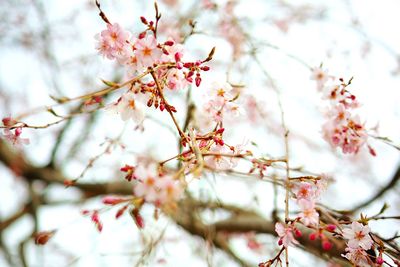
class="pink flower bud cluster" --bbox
[1,117,30,146]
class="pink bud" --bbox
[116,205,129,219]
[325,224,336,232]
[183,62,193,68]
[140,16,148,24]
[195,76,202,87]
[81,209,90,215]
[15,128,22,137]
[216,128,225,134]
[368,145,377,157]
[201,66,210,71]
[96,221,103,232]
[376,257,384,265]
[294,229,302,238]
[147,98,153,107]
[278,238,283,246]
[322,240,332,251]
[309,232,317,241]
[174,52,182,62]
[164,40,174,46]
[138,32,146,39]
[102,196,126,205]
[2,117,15,127]
[132,209,145,229]
[160,103,165,111]
[187,71,194,77]
[120,164,134,172]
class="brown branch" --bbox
[0,205,29,232]
[0,139,354,265]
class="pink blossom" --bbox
[208,82,234,106]
[165,68,188,90]
[292,182,315,201]
[107,92,145,123]
[161,42,184,63]
[95,23,131,60]
[133,165,182,206]
[297,199,319,226]
[342,247,373,267]
[342,222,373,250]
[133,171,159,203]
[2,128,30,146]
[204,144,232,170]
[154,175,183,204]
[275,222,299,248]
[310,67,330,90]
[135,34,162,69]
[322,114,368,154]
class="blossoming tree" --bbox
[0,0,399,266]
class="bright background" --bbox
[0,0,399,266]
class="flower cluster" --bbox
[311,67,374,155]
[341,221,376,266]
[127,164,183,207]
[197,82,242,129]
[292,178,326,227]
[272,177,330,252]
[96,20,211,124]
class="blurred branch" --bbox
[350,163,400,212]
[0,139,364,265]
[0,205,29,232]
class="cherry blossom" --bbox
[2,128,30,146]
[275,222,299,248]
[165,68,188,90]
[133,165,183,206]
[204,144,233,170]
[95,23,131,60]
[154,175,183,205]
[292,182,316,202]
[342,247,373,267]
[342,221,373,250]
[297,199,319,226]
[107,92,145,123]
[310,67,330,90]
[322,114,368,154]
[135,34,162,69]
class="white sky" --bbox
[0,0,399,266]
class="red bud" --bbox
[140,16,148,24]
[34,231,55,245]
[322,240,333,250]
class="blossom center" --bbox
[128,100,136,109]
[143,47,152,56]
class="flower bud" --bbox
[322,240,332,250]
[140,16,148,24]
[34,231,55,245]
